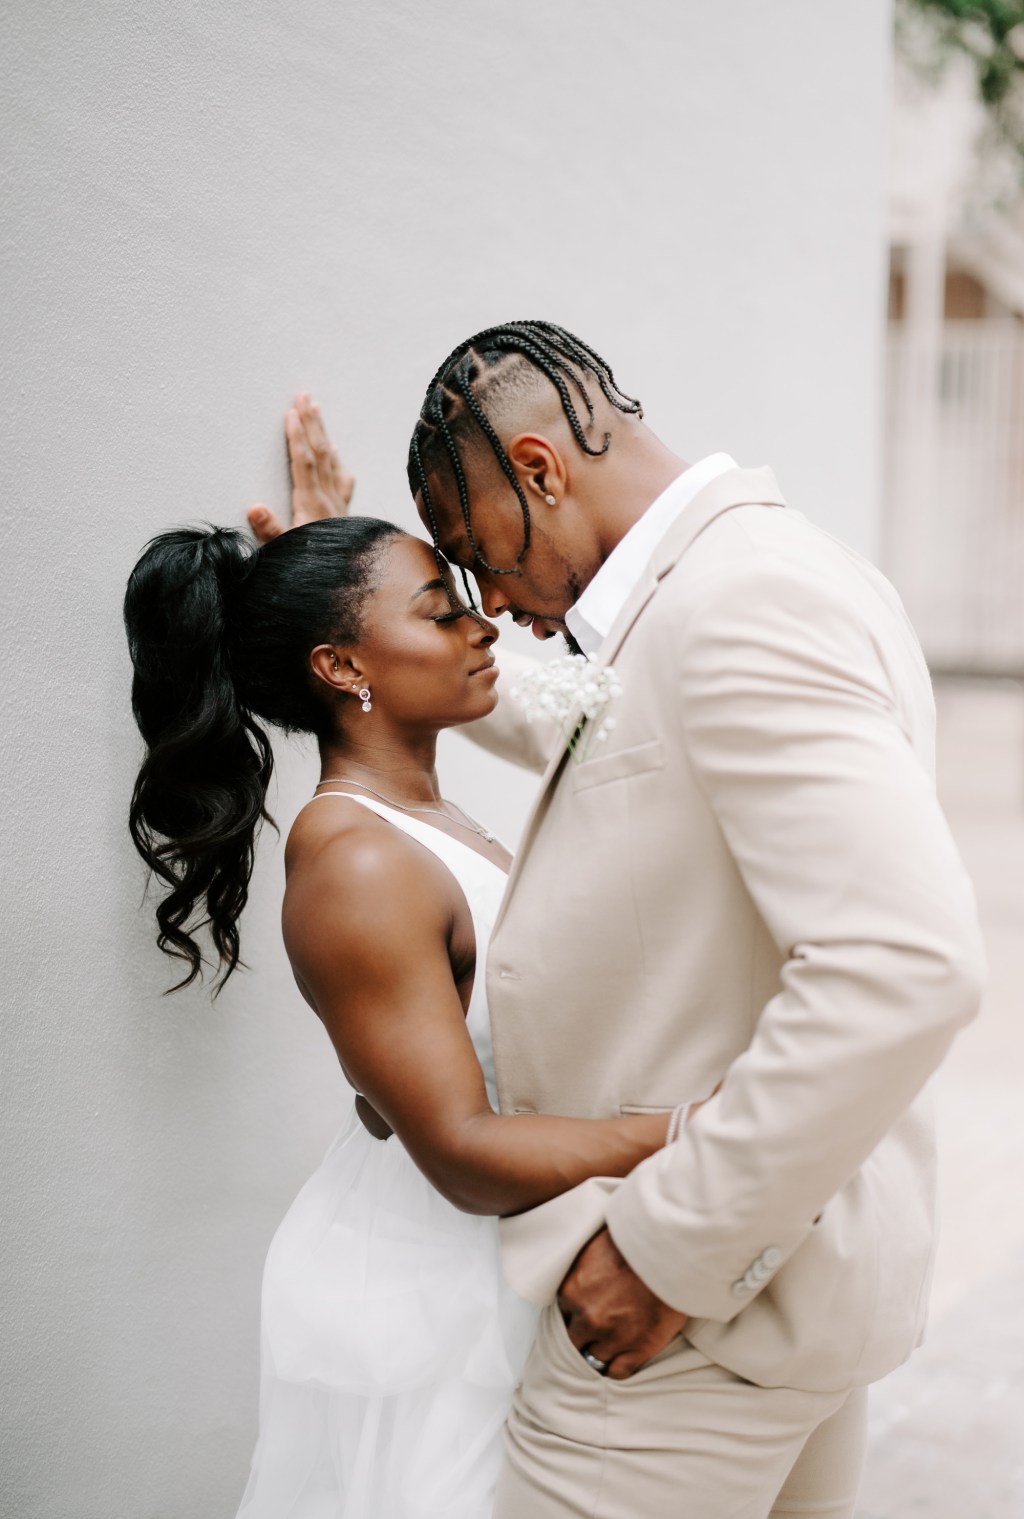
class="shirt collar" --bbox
[565,453,738,656]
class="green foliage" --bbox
[897,0,1024,161]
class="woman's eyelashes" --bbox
[430,588,473,624]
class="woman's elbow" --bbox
[413,1121,511,1217]
[423,1169,505,1216]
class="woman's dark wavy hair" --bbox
[124,516,404,995]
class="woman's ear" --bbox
[310,645,364,696]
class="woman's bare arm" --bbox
[283,818,669,1217]
[459,647,558,774]
[247,398,553,772]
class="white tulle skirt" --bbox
[235,1106,540,1519]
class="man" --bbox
[251,321,984,1518]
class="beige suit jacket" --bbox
[470,467,985,1393]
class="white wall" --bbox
[0,3,892,1514]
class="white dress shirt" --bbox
[565,454,738,656]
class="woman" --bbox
[124,489,678,1517]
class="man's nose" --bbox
[478,580,511,619]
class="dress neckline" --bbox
[305,790,510,877]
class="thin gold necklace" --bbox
[315,777,496,843]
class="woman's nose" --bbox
[467,608,499,645]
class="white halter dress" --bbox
[235,795,539,1519]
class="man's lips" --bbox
[507,604,559,634]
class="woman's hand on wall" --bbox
[248,392,355,542]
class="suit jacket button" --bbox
[761,1247,782,1270]
[732,1279,752,1298]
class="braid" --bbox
[408,427,447,569]
[408,320,643,576]
[430,383,522,576]
[525,339,595,421]
[541,323,643,417]
[481,331,610,457]
[409,423,485,612]
[450,367,531,573]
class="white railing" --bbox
[883,319,1024,673]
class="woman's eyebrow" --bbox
[410,578,449,601]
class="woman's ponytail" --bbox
[124,526,274,993]
[125,514,404,994]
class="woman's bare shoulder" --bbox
[281,796,467,1027]
[283,796,458,938]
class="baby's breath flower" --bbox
[510,655,622,762]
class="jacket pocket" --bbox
[571,737,665,792]
[619,1103,675,1116]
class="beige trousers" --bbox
[494,1305,868,1519]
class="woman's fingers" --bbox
[297,393,355,512]
[247,504,285,542]
[246,394,355,541]
[289,394,355,517]
[286,405,320,497]
[332,447,356,507]
[296,392,335,480]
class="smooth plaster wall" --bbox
[1,3,892,1514]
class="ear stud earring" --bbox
[358,687,372,713]
[544,493,556,506]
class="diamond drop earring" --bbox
[358,687,372,713]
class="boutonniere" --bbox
[510,654,622,763]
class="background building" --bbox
[884,16,1024,672]
[857,12,1024,1512]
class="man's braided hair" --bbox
[408,321,643,600]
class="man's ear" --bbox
[506,433,568,508]
[310,645,364,696]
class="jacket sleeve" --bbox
[459,647,558,774]
[605,554,986,1322]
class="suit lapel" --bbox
[490,467,787,934]
[492,734,573,933]
[599,466,786,666]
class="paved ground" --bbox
[855,679,1024,1519]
